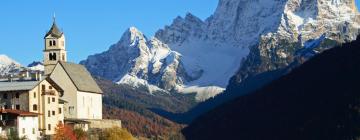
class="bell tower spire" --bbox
[43,16,67,75]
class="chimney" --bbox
[35,71,42,81]
[26,70,29,79]
[8,74,13,82]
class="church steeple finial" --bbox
[53,13,56,23]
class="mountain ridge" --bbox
[81,0,360,102]
[183,35,360,140]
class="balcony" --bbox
[41,90,56,96]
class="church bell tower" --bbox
[43,17,67,75]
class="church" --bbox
[0,18,120,140]
[43,19,103,120]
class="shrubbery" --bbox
[99,127,135,140]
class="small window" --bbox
[48,124,51,130]
[49,40,52,46]
[69,106,74,115]
[15,93,19,98]
[33,92,36,98]
[48,110,50,117]
[52,111,55,116]
[59,108,62,114]
[62,41,64,46]
[62,54,65,61]
[22,128,25,134]
[53,40,56,46]
[32,128,35,134]
[52,97,55,102]
[49,86,53,89]
[48,97,50,104]
[16,105,20,110]
[33,104,37,111]
[3,93,7,99]
[42,85,45,91]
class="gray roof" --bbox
[59,62,103,94]
[44,22,63,38]
[0,81,40,92]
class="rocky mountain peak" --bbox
[0,55,21,77]
[82,0,360,102]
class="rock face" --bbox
[81,27,198,95]
[81,0,360,101]
[231,0,360,84]
[0,55,21,77]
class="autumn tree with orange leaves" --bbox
[53,123,77,140]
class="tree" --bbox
[7,129,26,140]
[100,127,135,140]
[53,124,76,140]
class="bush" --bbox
[100,127,135,140]
[73,128,87,140]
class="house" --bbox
[0,109,39,140]
[0,77,64,139]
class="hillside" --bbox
[183,37,360,140]
[97,78,191,139]
[103,106,184,139]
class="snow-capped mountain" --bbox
[27,61,44,71]
[0,55,44,78]
[0,55,21,77]
[81,0,360,101]
[230,0,360,84]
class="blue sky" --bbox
[0,0,218,65]
[1,0,360,65]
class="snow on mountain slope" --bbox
[81,27,207,98]
[233,0,360,83]
[82,0,360,101]
[0,55,21,76]
[27,61,44,71]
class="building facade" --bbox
[0,78,64,139]
[0,18,105,139]
[43,20,67,76]
[43,19,103,120]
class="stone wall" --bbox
[87,119,121,129]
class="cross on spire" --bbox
[53,13,56,23]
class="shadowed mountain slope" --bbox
[183,37,360,140]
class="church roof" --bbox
[58,62,103,94]
[44,22,63,39]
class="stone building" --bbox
[43,19,103,120]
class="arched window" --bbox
[49,40,52,46]
[49,53,57,61]
[53,40,56,46]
